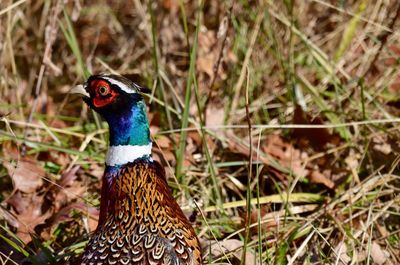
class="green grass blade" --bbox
[175,0,203,182]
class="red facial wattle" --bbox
[89,79,119,108]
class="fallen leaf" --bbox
[89,163,104,180]
[292,105,340,149]
[248,205,276,235]
[49,166,87,212]
[153,149,175,165]
[154,135,171,149]
[345,149,360,170]
[389,44,400,55]
[309,170,335,189]
[333,242,351,264]
[59,165,80,187]
[263,134,309,177]
[373,142,392,155]
[7,192,52,244]
[209,239,258,265]
[371,242,387,265]
[4,159,45,193]
[205,104,224,128]
[162,0,179,12]
[197,30,218,78]
[385,45,400,66]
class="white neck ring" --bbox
[106,143,152,166]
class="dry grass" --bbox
[0,0,399,264]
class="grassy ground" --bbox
[0,0,400,264]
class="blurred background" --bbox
[0,0,399,264]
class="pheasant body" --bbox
[73,75,201,264]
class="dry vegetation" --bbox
[0,0,400,264]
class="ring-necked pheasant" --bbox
[71,74,202,265]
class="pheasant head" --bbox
[72,74,152,166]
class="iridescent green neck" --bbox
[103,100,151,147]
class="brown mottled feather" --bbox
[81,161,202,265]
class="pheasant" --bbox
[71,74,202,265]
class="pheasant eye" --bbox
[98,85,110,96]
[90,79,119,108]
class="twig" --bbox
[203,4,233,124]
[156,117,400,134]
[193,200,233,264]
[228,11,263,125]
[21,0,63,155]
[362,1,400,77]
[0,0,27,16]
[241,67,252,265]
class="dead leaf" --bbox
[48,166,86,212]
[197,30,218,78]
[389,44,400,55]
[154,135,171,149]
[153,135,176,166]
[371,242,387,265]
[40,203,99,240]
[385,45,400,66]
[59,165,80,187]
[7,192,52,244]
[162,0,179,12]
[209,239,258,265]
[309,170,335,189]
[4,159,45,193]
[187,131,202,147]
[248,205,276,235]
[333,242,351,264]
[373,142,392,155]
[205,104,224,128]
[89,163,104,180]
[292,105,339,149]
[263,134,309,177]
[345,149,360,170]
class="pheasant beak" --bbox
[69,84,90,98]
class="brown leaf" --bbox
[7,192,52,244]
[52,152,71,166]
[197,30,218,78]
[50,166,86,212]
[309,170,335,189]
[49,203,92,227]
[153,149,175,166]
[162,0,179,12]
[263,134,309,177]
[59,184,87,203]
[89,163,104,180]
[225,132,259,161]
[209,239,258,265]
[384,57,397,66]
[4,159,45,193]
[205,105,224,128]
[154,135,171,149]
[371,242,388,265]
[59,165,80,187]
[187,131,202,147]
[248,205,276,235]
[41,203,98,240]
[292,105,339,149]
[373,142,392,155]
[333,242,351,264]
[153,135,176,166]
[389,44,400,55]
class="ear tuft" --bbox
[139,86,152,94]
[119,74,151,94]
